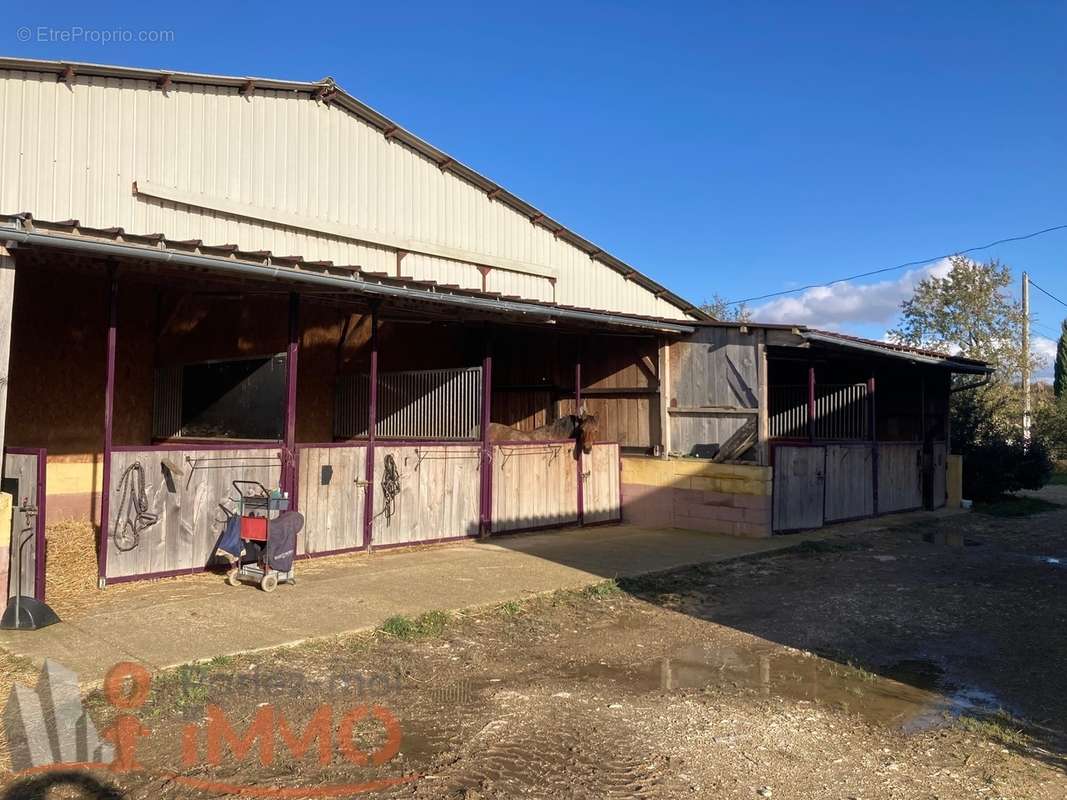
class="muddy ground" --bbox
[4,503,1067,799]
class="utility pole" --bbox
[1022,271,1031,449]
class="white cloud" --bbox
[750,259,953,330]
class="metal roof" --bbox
[0,56,709,322]
[801,329,993,373]
[0,215,696,335]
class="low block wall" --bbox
[621,456,773,538]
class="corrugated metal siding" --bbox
[335,366,482,440]
[0,69,690,320]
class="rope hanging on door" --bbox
[380,454,402,522]
[113,461,159,552]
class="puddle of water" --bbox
[584,644,1001,733]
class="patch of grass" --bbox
[973,495,1062,517]
[581,578,623,599]
[958,712,1031,747]
[378,610,452,640]
[1049,469,1067,486]
[497,600,523,616]
[146,662,212,717]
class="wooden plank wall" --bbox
[772,445,825,532]
[930,442,947,509]
[877,443,923,513]
[492,442,579,532]
[3,452,39,600]
[297,446,367,554]
[105,448,281,580]
[371,444,481,546]
[824,444,874,522]
[668,327,760,459]
[583,443,621,524]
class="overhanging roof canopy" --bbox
[0,218,695,335]
[800,329,993,374]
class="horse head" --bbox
[574,409,600,455]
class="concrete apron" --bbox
[0,522,885,686]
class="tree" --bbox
[702,293,752,323]
[1055,318,1067,398]
[889,255,1033,383]
[890,255,1052,494]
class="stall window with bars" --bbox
[769,383,869,440]
[335,366,483,440]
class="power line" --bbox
[1028,277,1067,309]
[728,222,1067,305]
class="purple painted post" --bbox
[281,292,300,499]
[807,365,816,442]
[97,269,118,586]
[34,446,47,601]
[361,305,379,550]
[868,375,878,515]
[576,359,584,526]
[479,345,493,537]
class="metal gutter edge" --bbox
[2,227,696,335]
[801,331,993,374]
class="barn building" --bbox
[0,58,990,595]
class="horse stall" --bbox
[2,447,46,602]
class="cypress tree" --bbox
[1055,318,1067,398]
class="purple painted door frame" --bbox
[281,292,300,500]
[575,360,584,525]
[478,345,494,537]
[97,269,118,585]
[361,305,379,549]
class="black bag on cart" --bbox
[264,511,303,572]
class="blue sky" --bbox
[7,1,1067,371]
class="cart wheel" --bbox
[226,569,241,587]
[260,572,279,593]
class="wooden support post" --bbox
[0,247,14,457]
[868,375,878,515]
[282,292,300,502]
[807,365,816,442]
[97,268,119,587]
[361,305,379,550]
[657,336,671,459]
[576,358,584,525]
[479,337,494,537]
[756,330,769,465]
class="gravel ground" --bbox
[3,499,1067,799]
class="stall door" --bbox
[2,450,45,601]
[773,445,825,532]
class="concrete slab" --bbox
[0,523,834,684]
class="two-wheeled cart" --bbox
[222,480,301,592]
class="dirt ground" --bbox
[4,502,1067,799]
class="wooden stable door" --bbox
[772,445,825,532]
[2,449,45,601]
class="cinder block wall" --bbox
[621,456,773,538]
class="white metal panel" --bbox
[0,68,690,319]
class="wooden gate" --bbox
[772,445,825,532]
[492,442,579,532]
[583,443,622,524]
[297,445,367,555]
[824,444,874,522]
[877,443,923,513]
[2,448,46,601]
